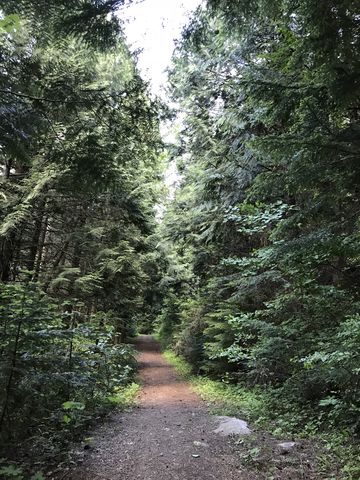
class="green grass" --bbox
[163,350,192,377]
[163,350,265,419]
[106,381,141,408]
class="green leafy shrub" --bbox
[0,282,137,466]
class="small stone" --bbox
[192,454,200,458]
[193,441,209,448]
[278,441,297,454]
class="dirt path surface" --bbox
[66,335,245,480]
[59,335,332,480]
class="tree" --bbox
[0,1,164,471]
[161,0,360,433]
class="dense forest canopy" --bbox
[160,0,360,437]
[0,0,164,472]
[1,0,360,477]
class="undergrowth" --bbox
[164,349,360,480]
[0,378,141,480]
[106,381,141,408]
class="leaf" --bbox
[319,397,340,407]
[62,414,71,424]
[62,401,85,411]
[30,473,45,480]
[0,465,24,479]
[0,14,21,33]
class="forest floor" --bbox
[59,335,327,480]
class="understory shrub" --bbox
[0,282,137,465]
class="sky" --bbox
[118,0,202,201]
[120,0,202,96]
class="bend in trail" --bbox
[66,335,244,480]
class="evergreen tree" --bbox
[0,1,164,471]
[161,0,360,433]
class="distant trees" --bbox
[161,0,360,433]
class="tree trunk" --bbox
[33,215,48,281]
[27,204,46,274]
[0,309,23,434]
[0,235,15,282]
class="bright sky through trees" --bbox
[121,0,202,95]
[121,0,202,195]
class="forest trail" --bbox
[66,335,248,480]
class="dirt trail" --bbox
[61,335,331,480]
[66,335,245,480]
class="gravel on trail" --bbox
[64,335,251,480]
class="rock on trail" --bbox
[213,416,251,437]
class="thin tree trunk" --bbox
[27,198,47,273]
[33,215,48,281]
[4,158,12,179]
[0,234,15,282]
[0,304,23,433]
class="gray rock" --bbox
[193,441,209,448]
[213,416,251,436]
[277,441,297,454]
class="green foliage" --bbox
[159,2,360,475]
[106,382,141,407]
[157,293,181,348]
[0,465,24,479]
[0,0,165,475]
[0,463,45,480]
[0,282,138,467]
